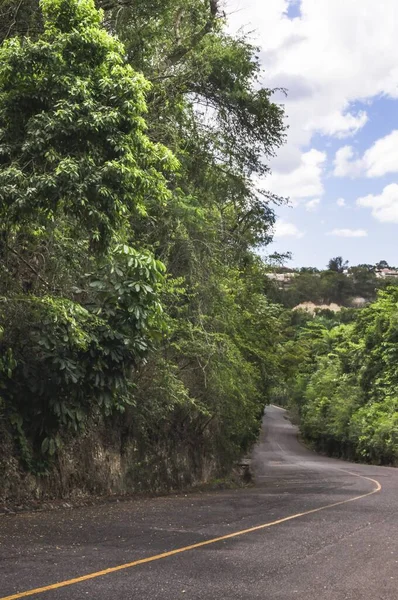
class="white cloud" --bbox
[227,1,398,186]
[307,110,368,140]
[357,183,398,223]
[333,130,398,178]
[333,146,362,177]
[305,198,320,211]
[266,149,326,204]
[273,220,304,238]
[336,198,346,207]
[327,228,367,238]
[363,130,398,177]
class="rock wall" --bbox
[0,418,221,508]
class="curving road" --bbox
[0,405,397,599]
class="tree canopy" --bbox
[2,0,394,498]
[274,289,398,465]
[0,0,287,480]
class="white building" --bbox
[375,268,398,279]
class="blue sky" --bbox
[227,0,398,268]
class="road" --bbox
[0,405,397,600]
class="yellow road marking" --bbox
[1,473,381,600]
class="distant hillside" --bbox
[266,257,398,309]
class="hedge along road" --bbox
[0,406,396,600]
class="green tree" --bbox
[0,0,176,250]
[107,0,287,464]
[349,266,377,300]
[282,288,398,465]
[376,260,390,269]
[0,0,42,42]
[0,0,176,464]
[0,0,289,488]
[327,256,349,273]
[320,270,354,305]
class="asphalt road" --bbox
[0,405,397,600]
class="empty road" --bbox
[0,405,397,599]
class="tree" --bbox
[0,0,177,250]
[376,260,390,269]
[0,0,289,486]
[320,270,354,305]
[300,267,320,274]
[349,266,377,300]
[105,0,288,465]
[281,288,398,465]
[328,256,349,273]
[0,0,175,462]
[356,263,375,272]
[0,0,42,42]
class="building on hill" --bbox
[266,272,297,288]
[293,302,341,314]
[375,268,398,279]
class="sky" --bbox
[226,0,398,269]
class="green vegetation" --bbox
[277,288,398,465]
[0,0,286,486]
[1,0,396,501]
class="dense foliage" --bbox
[3,0,394,492]
[279,290,398,465]
[0,0,286,480]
